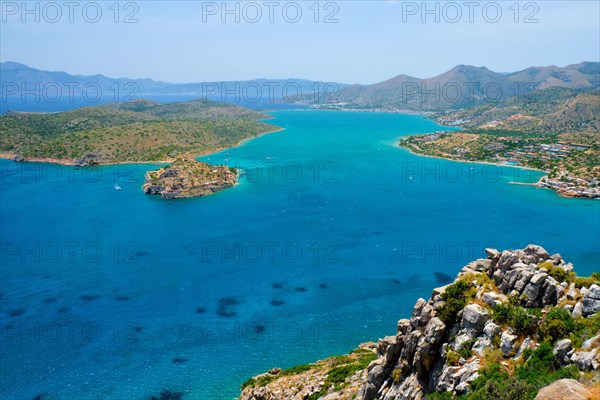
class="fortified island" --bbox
[142,156,237,199]
[238,245,600,400]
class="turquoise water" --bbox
[1,110,598,400]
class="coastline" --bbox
[0,126,285,168]
[397,143,547,175]
[398,143,600,199]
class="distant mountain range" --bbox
[1,61,598,113]
[0,62,348,112]
[308,62,600,111]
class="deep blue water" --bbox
[1,110,599,400]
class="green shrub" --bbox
[307,351,377,399]
[574,276,599,289]
[240,374,277,390]
[539,308,579,343]
[447,350,460,366]
[492,304,537,336]
[545,265,575,283]
[327,364,358,386]
[391,368,403,382]
[426,392,454,400]
[240,377,256,390]
[465,353,580,400]
[465,375,536,400]
[282,363,313,376]
[510,307,537,335]
[493,304,511,324]
[458,339,477,359]
[438,281,475,324]
[516,343,556,384]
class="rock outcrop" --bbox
[142,156,237,199]
[238,245,600,400]
[75,153,99,166]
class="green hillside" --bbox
[437,87,600,135]
[0,99,278,164]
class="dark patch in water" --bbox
[150,390,184,400]
[57,307,70,313]
[133,326,143,332]
[32,393,49,400]
[8,308,25,317]
[42,297,58,304]
[351,233,360,238]
[42,275,52,279]
[80,294,100,302]
[172,357,189,364]
[255,325,265,333]
[295,287,307,292]
[434,272,453,284]
[319,283,328,289]
[195,307,206,314]
[271,282,283,289]
[270,299,285,307]
[116,296,130,302]
[136,251,148,257]
[4,324,14,331]
[373,231,383,236]
[216,297,238,318]
[391,278,401,285]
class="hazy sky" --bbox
[1,1,599,84]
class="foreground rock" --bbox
[534,379,594,400]
[239,245,600,400]
[142,156,237,199]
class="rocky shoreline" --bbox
[142,156,237,199]
[239,245,600,400]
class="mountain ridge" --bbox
[307,62,600,111]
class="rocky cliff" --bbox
[142,156,237,199]
[239,245,600,400]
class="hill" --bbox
[0,99,279,164]
[436,87,600,135]
[306,63,600,111]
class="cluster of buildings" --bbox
[538,178,600,199]
[494,140,591,165]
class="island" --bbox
[142,156,237,199]
[238,245,600,400]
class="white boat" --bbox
[114,183,122,191]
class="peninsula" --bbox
[142,156,237,199]
[0,98,278,165]
[399,88,600,199]
[239,245,600,400]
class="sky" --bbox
[1,1,599,84]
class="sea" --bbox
[1,110,599,399]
